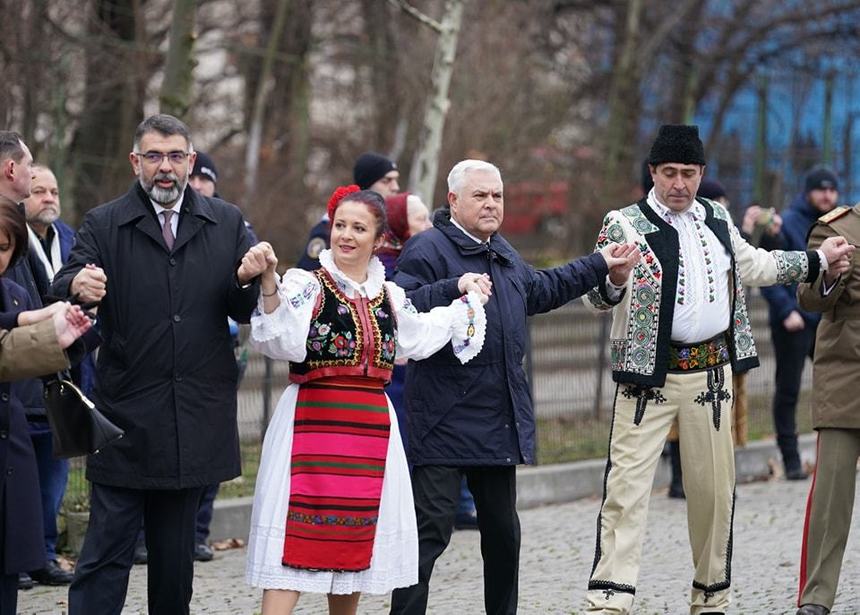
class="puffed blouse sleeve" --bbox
[386,282,486,364]
[249,268,321,362]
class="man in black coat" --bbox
[52,115,261,615]
[389,160,639,615]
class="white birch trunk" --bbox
[408,0,464,205]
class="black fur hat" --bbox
[648,124,706,166]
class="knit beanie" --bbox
[804,167,838,193]
[353,152,397,190]
[191,151,218,184]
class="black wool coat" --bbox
[52,183,259,489]
[0,278,45,574]
[394,209,608,466]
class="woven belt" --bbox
[668,333,730,372]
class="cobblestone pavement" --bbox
[18,474,859,614]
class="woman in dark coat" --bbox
[0,201,92,615]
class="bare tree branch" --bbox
[386,0,442,33]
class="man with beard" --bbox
[13,165,89,589]
[52,114,261,615]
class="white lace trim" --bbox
[318,249,386,299]
[450,291,487,364]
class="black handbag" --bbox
[44,378,124,458]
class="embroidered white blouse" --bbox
[249,249,486,365]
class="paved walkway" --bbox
[18,474,860,614]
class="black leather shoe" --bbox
[797,605,830,615]
[786,467,809,481]
[668,484,686,499]
[133,543,148,565]
[454,510,478,530]
[17,572,33,590]
[194,542,214,562]
[30,559,74,585]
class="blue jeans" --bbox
[29,422,70,561]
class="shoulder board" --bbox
[817,206,851,225]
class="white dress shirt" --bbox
[151,193,183,238]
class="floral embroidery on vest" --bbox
[621,204,659,235]
[290,270,397,379]
[731,270,757,360]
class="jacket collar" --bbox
[117,182,217,253]
[432,208,515,266]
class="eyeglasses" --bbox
[134,151,192,165]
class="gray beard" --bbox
[141,177,185,205]
[29,211,60,226]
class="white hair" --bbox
[447,159,502,195]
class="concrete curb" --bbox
[207,433,818,543]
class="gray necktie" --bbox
[161,210,175,250]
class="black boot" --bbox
[668,440,685,499]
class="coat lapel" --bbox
[173,191,216,254]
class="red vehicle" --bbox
[502,181,569,237]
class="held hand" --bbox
[458,273,492,298]
[819,236,855,269]
[238,242,278,285]
[70,264,107,304]
[601,242,640,286]
[782,310,805,332]
[824,253,852,285]
[461,283,490,305]
[53,304,93,349]
[17,301,68,327]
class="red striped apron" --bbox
[282,376,390,572]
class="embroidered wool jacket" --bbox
[584,197,821,387]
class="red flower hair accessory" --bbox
[327,184,361,220]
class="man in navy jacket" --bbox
[761,167,839,479]
[389,160,638,615]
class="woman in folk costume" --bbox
[242,186,489,615]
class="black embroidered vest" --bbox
[289,269,398,383]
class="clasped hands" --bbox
[819,236,855,284]
[238,242,279,293]
[602,243,641,286]
[458,273,492,305]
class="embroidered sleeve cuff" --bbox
[250,273,318,344]
[449,291,487,364]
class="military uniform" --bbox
[796,205,860,613]
[296,216,329,271]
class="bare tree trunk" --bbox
[160,0,197,120]
[244,0,291,203]
[361,0,401,151]
[408,0,464,204]
[69,0,146,220]
[602,0,643,203]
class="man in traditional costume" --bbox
[582,124,854,615]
